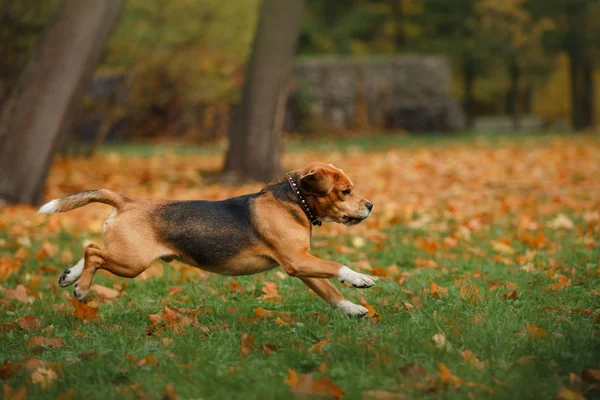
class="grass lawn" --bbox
[1,133,599,399]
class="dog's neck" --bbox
[286,174,322,227]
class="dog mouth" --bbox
[342,215,365,226]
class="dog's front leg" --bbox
[300,278,369,317]
[277,251,375,288]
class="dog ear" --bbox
[299,167,334,196]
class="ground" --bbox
[1,133,599,399]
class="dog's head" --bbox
[296,162,373,226]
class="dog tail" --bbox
[38,189,130,214]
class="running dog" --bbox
[38,162,375,316]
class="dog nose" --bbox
[366,202,373,211]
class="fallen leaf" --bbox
[28,336,65,349]
[461,349,485,369]
[70,297,99,320]
[439,364,462,387]
[90,284,119,299]
[258,281,282,302]
[3,384,27,400]
[167,286,184,296]
[17,316,41,331]
[523,324,548,338]
[284,369,344,399]
[4,285,28,303]
[359,297,380,319]
[503,289,518,300]
[547,214,574,230]
[136,356,158,367]
[31,367,58,388]
[310,338,331,354]
[163,383,179,400]
[240,333,255,356]
[491,240,515,255]
[429,281,448,297]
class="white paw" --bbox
[73,283,89,301]
[337,266,375,288]
[58,259,84,287]
[332,300,369,317]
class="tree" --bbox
[530,0,598,130]
[0,0,123,205]
[476,0,554,128]
[223,0,306,182]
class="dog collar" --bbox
[286,174,322,227]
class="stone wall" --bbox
[285,56,465,133]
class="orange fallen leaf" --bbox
[429,281,447,297]
[503,289,517,300]
[4,285,28,303]
[439,364,462,387]
[136,356,158,367]
[284,369,344,399]
[258,281,282,302]
[90,284,119,300]
[167,286,184,296]
[240,333,255,356]
[523,324,548,338]
[70,297,99,320]
[253,308,275,318]
[31,367,58,388]
[460,349,485,369]
[3,384,27,400]
[163,383,179,400]
[310,338,331,354]
[28,336,65,349]
[359,297,380,319]
[17,316,41,331]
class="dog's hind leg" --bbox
[72,243,150,301]
[300,278,368,317]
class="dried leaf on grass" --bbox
[285,369,344,400]
[17,316,41,331]
[70,297,99,321]
[28,336,65,349]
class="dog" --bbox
[38,162,375,316]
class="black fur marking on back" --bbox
[153,194,261,266]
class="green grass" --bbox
[1,219,598,399]
[2,133,600,399]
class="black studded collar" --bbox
[286,174,322,227]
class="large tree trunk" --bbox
[505,60,521,130]
[568,50,584,131]
[581,58,594,129]
[223,0,306,182]
[462,59,476,129]
[0,0,123,205]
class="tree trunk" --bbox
[568,50,583,131]
[462,60,476,129]
[505,61,520,130]
[581,59,594,129]
[0,0,123,205]
[223,0,306,182]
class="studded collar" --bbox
[286,174,322,227]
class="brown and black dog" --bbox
[38,162,375,316]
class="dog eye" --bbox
[342,189,351,196]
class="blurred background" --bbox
[0,0,598,205]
